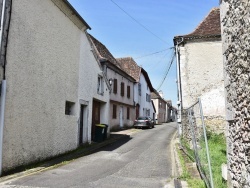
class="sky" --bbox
[68,0,220,106]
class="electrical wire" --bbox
[134,47,174,59]
[110,0,169,45]
[156,49,176,91]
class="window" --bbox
[144,109,150,116]
[127,107,130,119]
[65,101,75,115]
[112,104,117,119]
[138,83,141,96]
[121,82,124,96]
[127,85,130,98]
[97,75,103,95]
[146,93,151,102]
[113,79,117,94]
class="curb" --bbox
[172,128,189,188]
[0,129,137,184]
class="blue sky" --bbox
[68,0,220,106]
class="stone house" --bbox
[220,1,250,187]
[174,8,226,132]
[88,35,136,131]
[0,0,111,173]
[116,57,155,121]
[151,90,167,124]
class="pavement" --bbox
[0,125,188,188]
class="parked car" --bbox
[134,116,154,129]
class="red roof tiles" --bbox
[116,57,141,82]
[174,8,221,42]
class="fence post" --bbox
[198,98,214,188]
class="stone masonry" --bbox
[220,0,250,187]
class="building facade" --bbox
[0,0,112,173]
[174,8,226,132]
[88,35,136,131]
[117,57,155,120]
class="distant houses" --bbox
[0,0,174,174]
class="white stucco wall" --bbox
[3,0,83,171]
[179,41,225,117]
[78,33,110,143]
[134,74,153,118]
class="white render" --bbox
[179,41,225,117]
[1,0,104,171]
[134,73,153,118]
[78,33,110,143]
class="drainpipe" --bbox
[0,80,6,176]
[0,0,7,176]
[175,37,183,135]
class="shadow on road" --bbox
[100,134,132,152]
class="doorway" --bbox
[79,104,88,145]
[136,104,140,119]
[119,106,123,128]
[92,100,101,141]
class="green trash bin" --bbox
[102,124,109,140]
[94,124,106,142]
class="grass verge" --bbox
[177,145,206,188]
[180,132,227,188]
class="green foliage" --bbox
[189,133,227,188]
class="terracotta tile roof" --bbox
[174,8,221,41]
[88,34,122,69]
[117,57,154,92]
[116,57,141,82]
[187,8,221,37]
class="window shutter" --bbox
[113,79,117,94]
[113,104,117,119]
[121,82,124,96]
[127,86,130,98]
[127,107,130,119]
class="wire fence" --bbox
[179,98,214,188]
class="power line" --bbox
[110,0,169,45]
[134,47,174,59]
[156,49,176,91]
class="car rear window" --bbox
[137,117,147,120]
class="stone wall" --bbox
[220,1,250,187]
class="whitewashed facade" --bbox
[0,0,110,172]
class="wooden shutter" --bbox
[113,79,117,94]
[127,107,130,119]
[121,82,124,96]
[127,86,130,98]
[113,104,117,119]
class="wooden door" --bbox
[92,100,101,141]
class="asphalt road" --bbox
[1,123,177,188]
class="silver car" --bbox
[134,116,154,129]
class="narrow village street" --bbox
[0,123,177,188]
